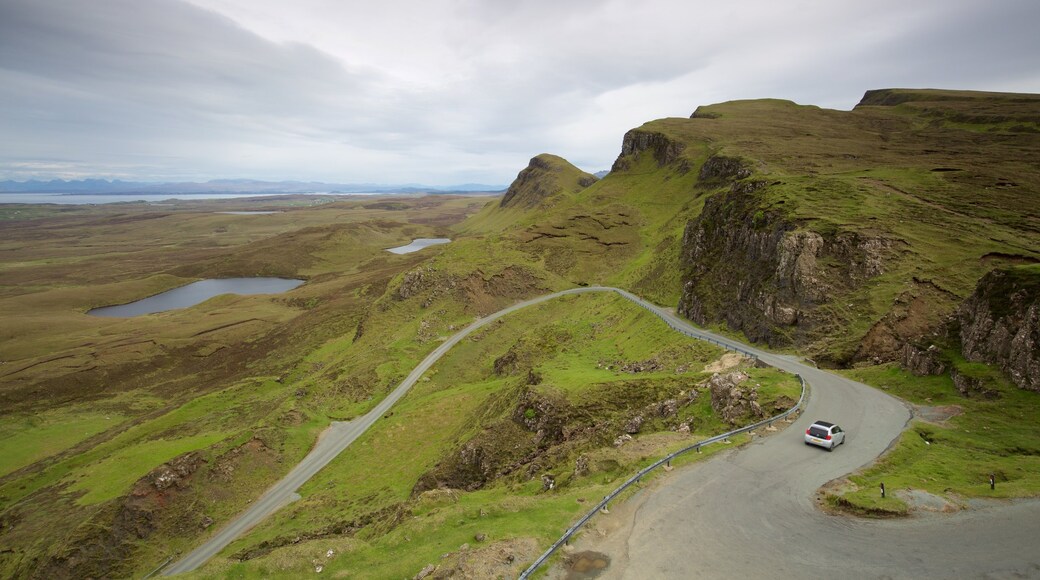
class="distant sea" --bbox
[0,192,387,205]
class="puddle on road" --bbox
[566,551,611,579]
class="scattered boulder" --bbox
[707,371,764,424]
[613,434,633,448]
[541,474,556,491]
[901,343,948,376]
[414,564,436,580]
[623,415,644,434]
[574,454,590,477]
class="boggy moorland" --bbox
[2,88,1040,578]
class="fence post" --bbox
[880,482,886,498]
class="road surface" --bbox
[555,291,1040,579]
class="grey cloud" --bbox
[1,0,1039,183]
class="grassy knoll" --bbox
[829,364,1040,516]
[185,292,799,578]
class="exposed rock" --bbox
[856,280,957,365]
[707,371,764,424]
[698,155,751,182]
[415,564,437,580]
[474,533,487,543]
[958,266,1040,392]
[147,452,205,491]
[541,474,556,491]
[493,349,521,376]
[647,399,678,418]
[623,414,644,434]
[951,367,999,399]
[901,343,948,376]
[512,390,568,442]
[613,358,664,373]
[612,129,686,172]
[613,434,633,447]
[574,454,590,477]
[678,182,899,361]
[200,516,214,530]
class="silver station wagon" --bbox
[804,420,845,451]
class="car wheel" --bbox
[827,444,833,452]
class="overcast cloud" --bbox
[1,0,1038,185]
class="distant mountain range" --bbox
[0,178,506,195]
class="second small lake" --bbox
[386,238,451,254]
[88,277,304,317]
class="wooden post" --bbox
[990,474,995,490]
[880,482,886,498]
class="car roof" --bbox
[811,420,835,428]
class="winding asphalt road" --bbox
[165,286,1040,577]
[558,291,1040,579]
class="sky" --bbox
[1,0,1039,186]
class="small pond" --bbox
[386,238,451,254]
[88,278,304,317]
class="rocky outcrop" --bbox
[950,367,999,399]
[500,154,597,209]
[900,343,948,376]
[855,280,958,365]
[33,452,207,580]
[957,266,1040,392]
[611,129,686,172]
[707,371,764,425]
[698,155,751,182]
[678,180,895,358]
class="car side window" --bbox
[833,426,842,433]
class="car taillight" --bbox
[825,434,832,440]
[806,429,811,435]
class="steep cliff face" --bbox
[677,161,896,361]
[499,153,597,209]
[958,266,1040,392]
[611,129,688,173]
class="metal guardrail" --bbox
[518,371,807,579]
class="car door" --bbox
[833,426,844,445]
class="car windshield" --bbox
[808,426,829,438]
